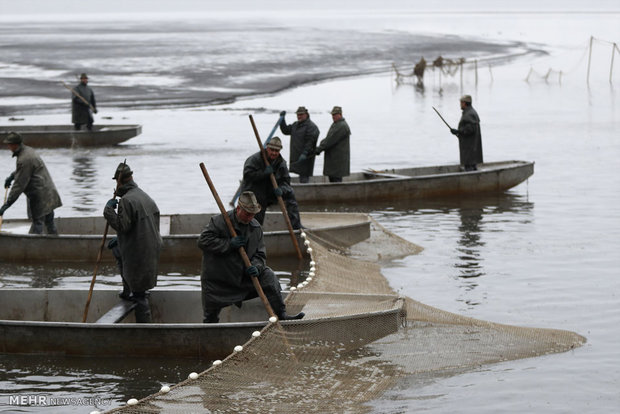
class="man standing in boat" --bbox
[279,106,320,183]
[315,106,351,183]
[103,163,162,323]
[198,190,304,323]
[450,95,483,171]
[0,131,62,234]
[72,73,97,131]
[241,136,302,229]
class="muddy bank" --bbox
[0,18,541,116]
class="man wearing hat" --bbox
[241,136,302,229]
[72,73,97,131]
[198,191,304,323]
[1,132,62,234]
[279,106,320,183]
[315,106,351,182]
[450,95,483,171]
[103,162,162,323]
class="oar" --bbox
[199,162,276,319]
[249,114,303,261]
[432,106,453,130]
[0,188,7,231]
[229,113,285,207]
[62,81,96,113]
[82,160,125,322]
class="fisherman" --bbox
[315,106,351,183]
[0,131,62,234]
[279,106,320,183]
[241,136,302,229]
[72,73,97,131]
[103,163,162,323]
[450,95,483,171]
[198,191,305,323]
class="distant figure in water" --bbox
[315,106,351,183]
[451,95,483,171]
[71,73,97,131]
[413,57,426,86]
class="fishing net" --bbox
[109,220,585,413]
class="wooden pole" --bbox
[0,188,7,231]
[610,43,616,84]
[199,162,276,318]
[587,36,594,84]
[82,160,125,322]
[62,81,95,112]
[248,114,304,261]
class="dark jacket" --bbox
[316,118,351,178]
[241,151,292,207]
[198,210,267,307]
[455,106,483,166]
[6,144,62,218]
[71,83,96,124]
[279,117,320,177]
[103,181,161,292]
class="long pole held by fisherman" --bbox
[249,114,304,261]
[82,159,125,322]
[229,113,285,207]
[432,106,453,130]
[0,187,7,231]
[62,81,96,112]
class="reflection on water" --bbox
[70,154,98,214]
[0,354,210,413]
[372,192,534,301]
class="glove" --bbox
[0,204,8,216]
[279,110,286,117]
[274,187,283,197]
[4,173,14,189]
[315,148,322,156]
[450,128,459,135]
[297,153,308,162]
[107,237,118,249]
[264,165,274,175]
[246,265,259,278]
[230,235,248,250]
[93,108,98,114]
[106,198,118,209]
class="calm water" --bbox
[1,2,619,413]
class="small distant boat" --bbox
[0,124,141,147]
[291,160,534,205]
[0,288,404,358]
[0,212,370,263]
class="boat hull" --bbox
[292,160,534,204]
[0,289,403,359]
[0,124,141,147]
[0,212,370,263]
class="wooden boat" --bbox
[291,160,534,205]
[0,124,141,147]
[0,212,370,263]
[0,288,404,358]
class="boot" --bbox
[277,310,305,321]
[133,292,152,323]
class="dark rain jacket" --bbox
[6,144,62,218]
[316,118,351,178]
[279,117,320,177]
[455,106,483,166]
[71,82,96,124]
[241,151,292,208]
[198,210,267,307]
[103,181,162,293]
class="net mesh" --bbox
[109,221,585,413]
